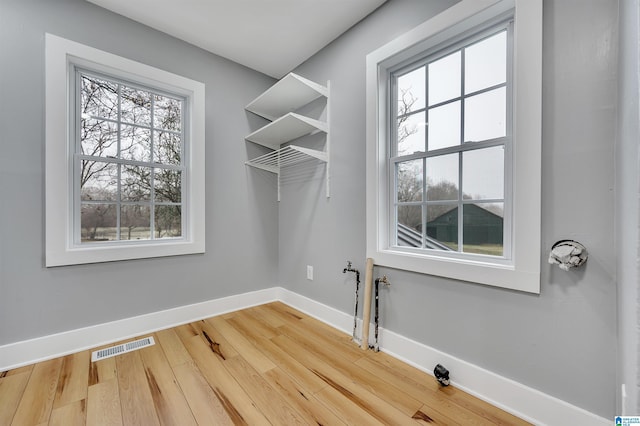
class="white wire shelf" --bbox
[245,145,327,174]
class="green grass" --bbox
[438,242,503,256]
[462,244,503,256]
[81,226,180,242]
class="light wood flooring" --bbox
[0,302,530,425]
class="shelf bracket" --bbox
[325,80,331,199]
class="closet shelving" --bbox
[245,73,330,201]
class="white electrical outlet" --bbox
[307,265,313,280]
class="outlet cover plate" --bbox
[307,265,313,280]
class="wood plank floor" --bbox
[0,302,530,425]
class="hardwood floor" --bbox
[0,302,530,425]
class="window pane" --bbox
[155,205,182,238]
[397,67,425,115]
[462,146,504,200]
[465,31,507,94]
[426,204,458,251]
[154,95,182,131]
[428,100,460,151]
[121,125,151,162]
[121,165,152,201]
[121,86,151,126]
[463,203,503,256]
[428,51,461,106]
[80,119,117,157]
[426,154,458,201]
[397,205,422,247]
[120,205,151,240]
[81,161,117,201]
[155,169,182,203]
[397,111,426,155]
[464,87,506,142]
[154,131,181,165]
[397,159,423,202]
[81,75,118,120]
[80,203,117,242]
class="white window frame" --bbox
[366,0,542,293]
[46,34,206,266]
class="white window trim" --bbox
[45,34,206,266]
[365,0,542,293]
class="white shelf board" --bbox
[246,73,328,121]
[245,112,328,150]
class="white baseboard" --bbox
[377,326,609,426]
[0,286,608,426]
[277,288,608,426]
[278,288,355,334]
[0,287,279,371]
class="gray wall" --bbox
[280,0,618,418]
[0,0,622,419]
[0,0,278,345]
[617,0,640,414]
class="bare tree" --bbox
[81,204,116,241]
[121,205,149,240]
[79,74,183,241]
[396,87,421,155]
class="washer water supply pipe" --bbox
[372,275,390,352]
[342,261,361,344]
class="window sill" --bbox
[46,239,205,267]
[371,247,539,293]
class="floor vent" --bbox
[91,336,155,362]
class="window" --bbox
[46,34,205,266]
[392,25,511,257]
[76,70,184,243]
[366,0,542,293]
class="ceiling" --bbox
[86,0,387,79]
